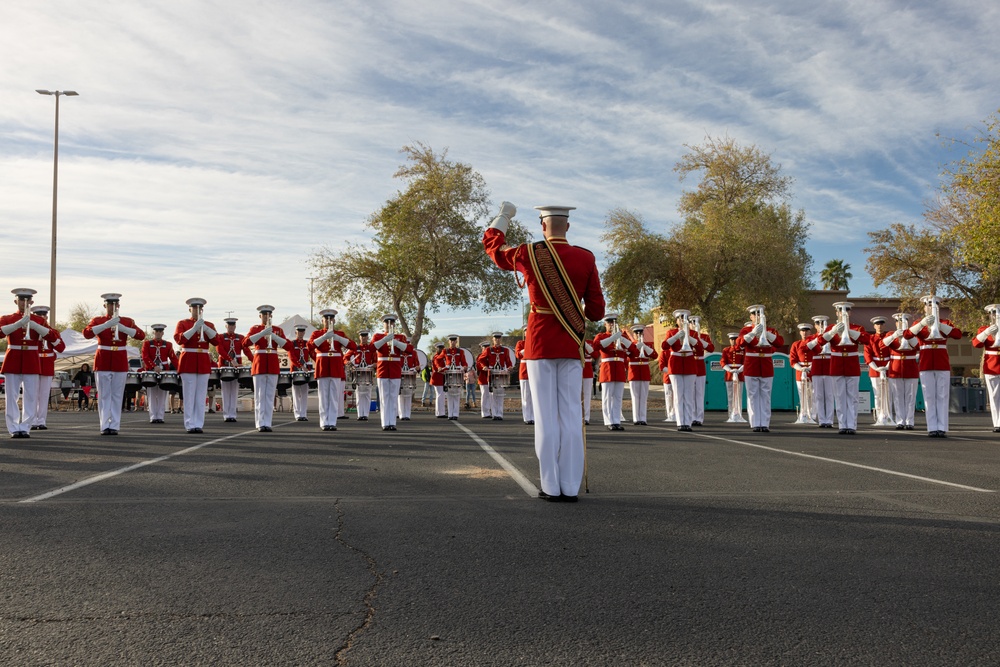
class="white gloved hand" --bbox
[687,334,699,347]
[271,333,287,346]
[735,365,744,374]
[764,330,776,344]
[584,342,594,355]
[487,201,517,234]
[393,339,407,351]
[642,344,654,356]
[925,315,937,326]
[90,319,111,334]
[884,331,899,344]
[372,335,388,349]
[976,329,991,343]
[330,333,349,346]
[28,319,50,336]
[988,324,1000,337]
[117,324,137,337]
[878,367,888,377]
[938,322,953,335]
[751,323,764,338]
[202,325,217,339]
[802,368,810,378]
[248,329,267,344]
[833,322,846,335]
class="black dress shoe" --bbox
[839,429,848,434]
[846,429,855,435]
[296,417,308,422]
[437,415,448,418]
[614,424,625,431]
[402,417,410,420]
[493,417,503,421]
[225,418,237,423]
[30,425,40,431]
[538,490,560,502]
[482,415,492,419]
[636,421,647,426]
[680,425,692,432]
[382,426,391,431]
[584,421,589,425]
[101,428,113,436]
[905,425,914,430]
[762,427,770,433]
[994,428,1000,433]
[527,420,534,425]
[448,416,457,420]
[896,424,905,430]
[390,425,397,431]
[692,421,702,426]
[560,495,579,503]
[258,426,272,433]
[11,431,27,439]
[359,416,368,421]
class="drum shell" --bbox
[219,366,239,382]
[208,368,221,389]
[140,371,159,388]
[354,368,373,387]
[277,371,293,390]
[125,371,142,389]
[444,370,464,392]
[489,371,510,390]
[237,367,253,389]
[158,371,181,391]
[291,370,313,386]
[401,372,416,391]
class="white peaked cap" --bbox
[833,301,854,310]
[31,305,49,314]
[727,332,738,339]
[491,331,503,337]
[921,295,943,305]
[224,318,238,324]
[447,334,459,340]
[319,309,338,318]
[186,297,207,307]
[604,313,619,321]
[533,205,576,219]
[985,304,1000,314]
[892,312,909,320]
[382,314,397,322]
[672,309,689,319]
[102,293,123,302]
[631,323,646,332]
[812,315,829,323]
[358,329,371,336]
[747,304,764,314]
[12,288,37,298]
[257,304,275,313]
[295,325,307,331]
[797,323,812,330]
[870,316,887,324]
[150,323,167,330]
[435,342,445,347]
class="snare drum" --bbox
[354,368,373,388]
[219,366,239,382]
[401,372,416,391]
[489,370,510,391]
[158,371,181,391]
[277,371,293,391]
[292,370,313,385]
[445,369,465,393]
[237,367,253,389]
[125,371,142,389]
[140,371,159,388]
[208,367,221,389]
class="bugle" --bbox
[929,296,942,339]
[680,313,692,353]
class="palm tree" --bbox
[820,259,852,291]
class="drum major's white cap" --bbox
[102,293,122,302]
[186,297,207,307]
[256,304,275,313]
[833,301,854,311]
[533,205,576,219]
[150,323,167,330]
[319,309,337,319]
[746,304,764,315]
[12,288,37,299]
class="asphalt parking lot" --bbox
[2,402,1000,666]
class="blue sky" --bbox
[2,0,999,345]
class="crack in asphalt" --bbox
[333,498,384,667]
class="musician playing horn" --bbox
[440,334,469,420]
[289,325,312,422]
[84,293,145,436]
[1,288,61,438]
[141,324,178,424]
[217,318,246,423]
[864,316,892,426]
[484,202,606,502]
[626,323,654,426]
[736,305,784,432]
[882,312,919,430]
[973,304,1000,433]
[30,305,65,432]
[595,314,634,431]
[371,314,414,431]
[663,309,701,432]
[657,334,675,423]
[175,297,228,434]
[242,304,292,433]
[821,301,869,435]
[789,323,816,424]
[721,332,745,422]
[912,295,962,438]
[430,342,448,418]
[309,309,356,431]
[806,315,835,428]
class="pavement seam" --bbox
[333,497,384,666]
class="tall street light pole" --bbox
[36,89,78,325]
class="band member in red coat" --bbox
[864,316,892,426]
[482,332,515,421]
[911,296,962,437]
[371,314,414,431]
[175,297,228,433]
[657,336,674,423]
[789,323,816,424]
[84,293,145,435]
[806,315,835,428]
[439,335,469,420]
[882,312,919,430]
[350,330,377,421]
[431,342,447,418]
[475,342,491,419]
[288,325,312,422]
[515,338,533,425]
[399,346,421,421]
[216,318,246,423]
[663,309,703,431]
[594,314,636,431]
[29,305,65,431]
[141,324,178,424]
[818,302,870,435]
[736,305,784,432]
[484,202,605,501]
[242,305,292,432]
[973,304,1000,432]
[721,332,745,423]
[1,289,54,438]
[626,323,654,426]
[309,309,356,431]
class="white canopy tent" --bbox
[54,329,141,372]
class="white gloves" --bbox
[90,319,112,334]
[584,342,594,355]
[372,336,388,349]
[665,330,684,345]
[988,324,1000,338]
[884,331,899,344]
[28,319,49,336]
[641,343,654,356]
[686,334,699,347]
[735,365,744,374]
[976,329,992,343]
[751,323,764,339]
[2,313,31,336]
[938,322,953,335]
[330,332,349,346]
[271,332,287,346]
[117,324,137,338]
[602,331,622,347]
[247,329,267,344]
[392,339,407,351]
[488,201,517,234]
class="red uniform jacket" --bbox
[594,331,636,383]
[430,350,446,386]
[693,332,714,378]
[476,353,490,385]
[83,315,145,372]
[662,328,704,376]
[735,326,784,378]
[627,335,655,382]
[216,333,246,368]
[657,347,671,384]
[914,320,962,372]
[308,329,356,380]
[479,345,514,385]
[884,331,920,379]
[38,329,66,376]
[484,230,605,359]
[371,332,414,379]
[437,347,468,385]
[721,345,744,382]
[241,325,292,375]
[806,334,832,376]
[141,339,178,372]
[514,340,529,381]
[351,344,377,370]
[289,339,312,371]
[788,339,814,382]
[401,350,421,375]
[973,326,1000,376]
[863,335,891,378]
[0,311,55,374]
[823,324,869,377]
[175,318,226,374]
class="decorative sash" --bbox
[526,240,587,349]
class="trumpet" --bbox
[838,307,851,346]
[756,306,768,347]
[677,313,691,353]
[113,301,121,341]
[387,319,396,357]
[266,311,273,347]
[23,297,34,339]
[929,296,942,339]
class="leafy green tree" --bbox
[820,259,852,291]
[310,143,529,349]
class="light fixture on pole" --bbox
[36,89,79,325]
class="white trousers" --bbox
[813,375,835,426]
[662,382,675,421]
[694,375,706,422]
[526,359,584,497]
[148,385,168,421]
[479,385,491,417]
[795,380,816,423]
[292,382,309,419]
[378,377,400,427]
[399,388,413,419]
[252,373,277,429]
[890,378,918,427]
[221,380,239,420]
[601,382,624,426]
[832,376,860,430]
[920,370,951,433]
[3,373,38,434]
[95,370,126,431]
[445,388,460,418]
[356,385,372,418]
[745,376,773,428]
[986,374,1000,428]
[490,386,506,419]
[521,379,534,423]
[317,377,342,428]
[670,374,696,427]
[629,380,649,423]
[434,385,446,417]
[33,375,53,427]
[583,380,592,423]
[180,373,209,430]
[870,375,890,424]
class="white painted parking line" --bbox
[19,429,262,503]
[453,422,538,498]
[687,430,996,493]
